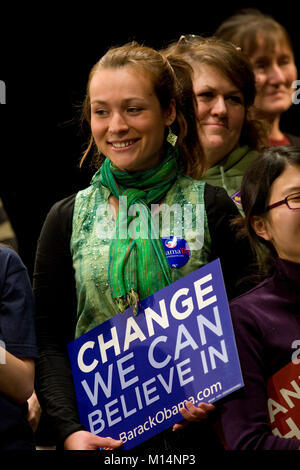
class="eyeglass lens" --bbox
[287,193,300,209]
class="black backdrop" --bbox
[1,2,300,277]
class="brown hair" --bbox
[80,41,204,177]
[215,8,294,59]
[161,35,266,150]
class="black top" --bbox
[0,246,38,450]
[33,183,254,448]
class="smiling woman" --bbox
[192,64,245,167]
[161,36,265,213]
[33,41,254,452]
[81,42,202,177]
[216,8,300,146]
[89,66,174,172]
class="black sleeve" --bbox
[204,184,255,300]
[33,194,85,445]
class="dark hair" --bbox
[161,35,266,150]
[240,146,300,276]
[216,8,294,58]
[80,41,204,177]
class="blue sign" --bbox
[68,259,244,450]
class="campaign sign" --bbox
[267,361,300,439]
[68,259,244,449]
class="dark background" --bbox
[1,2,300,277]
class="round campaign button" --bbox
[161,236,191,268]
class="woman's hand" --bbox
[64,430,123,450]
[173,401,215,431]
[27,391,42,432]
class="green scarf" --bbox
[96,146,179,314]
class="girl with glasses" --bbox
[218,146,300,449]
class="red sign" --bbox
[267,361,300,439]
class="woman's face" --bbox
[253,163,300,263]
[89,66,175,172]
[193,64,245,167]
[250,37,297,118]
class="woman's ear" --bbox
[251,215,271,241]
[164,99,176,126]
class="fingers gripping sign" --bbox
[64,430,123,450]
[172,401,215,431]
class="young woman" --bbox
[33,42,252,451]
[0,245,37,450]
[216,8,299,147]
[219,146,300,450]
[162,36,265,213]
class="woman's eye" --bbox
[228,95,243,104]
[197,92,214,100]
[127,107,143,113]
[289,194,300,202]
[95,109,108,116]
[254,63,266,70]
[279,58,291,66]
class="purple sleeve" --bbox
[219,302,300,450]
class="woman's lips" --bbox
[201,122,227,128]
[264,89,289,98]
[109,139,139,149]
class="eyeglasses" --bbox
[177,34,241,51]
[178,34,200,42]
[266,192,300,211]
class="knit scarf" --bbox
[97,146,179,314]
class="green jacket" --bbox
[200,145,258,213]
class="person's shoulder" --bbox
[40,194,78,241]
[204,182,237,211]
[229,277,271,314]
[284,133,300,146]
[177,175,228,198]
[0,245,23,265]
[0,245,26,279]
[204,181,228,198]
[50,193,77,213]
[45,193,78,226]
[176,174,206,189]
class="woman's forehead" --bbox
[248,31,293,58]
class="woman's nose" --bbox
[211,96,227,117]
[108,112,129,134]
[267,63,286,85]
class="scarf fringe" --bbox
[115,288,140,316]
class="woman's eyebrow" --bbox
[281,185,300,196]
[91,97,147,105]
